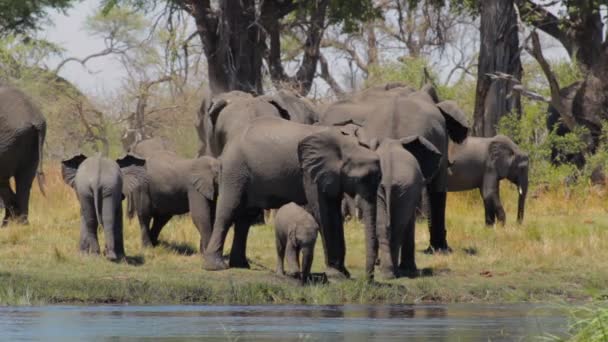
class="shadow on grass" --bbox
[124,255,145,266]
[159,241,198,256]
[463,247,478,256]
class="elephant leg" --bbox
[480,188,496,226]
[398,215,418,278]
[79,198,100,255]
[149,214,172,246]
[229,213,255,268]
[275,233,286,275]
[188,191,214,254]
[138,213,154,247]
[0,181,16,226]
[203,178,245,271]
[425,188,451,254]
[285,243,300,277]
[14,164,37,224]
[100,195,125,261]
[300,245,315,285]
[376,191,395,279]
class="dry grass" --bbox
[1,163,607,305]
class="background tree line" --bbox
[0,0,607,184]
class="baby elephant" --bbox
[274,203,319,284]
[61,153,147,261]
[447,135,529,225]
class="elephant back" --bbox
[0,84,46,130]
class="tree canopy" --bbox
[0,0,77,36]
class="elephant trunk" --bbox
[360,192,378,280]
[517,172,528,224]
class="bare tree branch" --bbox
[318,53,345,98]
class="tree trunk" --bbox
[189,0,263,95]
[473,0,522,137]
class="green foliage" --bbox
[326,0,381,33]
[566,306,608,342]
[366,57,433,89]
[0,0,77,36]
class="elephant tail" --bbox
[36,122,47,197]
[93,187,102,227]
[126,192,136,220]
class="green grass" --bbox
[1,163,608,305]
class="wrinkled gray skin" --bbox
[0,84,46,225]
[320,83,469,254]
[61,154,146,260]
[258,89,321,124]
[128,139,220,253]
[196,90,322,157]
[203,117,381,279]
[447,135,529,225]
[196,91,287,157]
[372,136,443,279]
[274,202,319,284]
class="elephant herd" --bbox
[0,82,530,283]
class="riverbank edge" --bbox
[1,269,605,306]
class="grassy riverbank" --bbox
[1,164,607,305]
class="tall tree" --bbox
[472,0,522,136]
[103,0,378,96]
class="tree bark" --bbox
[473,0,522,137]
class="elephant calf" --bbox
[274,203,319,284]
[372,136,442,279]
[62,154,147,260]
[447,135,529,225]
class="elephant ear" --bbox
[421,83,441,103]
[437,100,469,144]
[298,131,343,197]
[258,94,291,120]
[208,98,229,127]
[488,140,515,179]
[116,154,147,197]
[400,136,443,181]
[331,120,374,149]
[61,154,87,188]
[191,157,220,201]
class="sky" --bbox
[42,0,577,97]
[44,0,126,95]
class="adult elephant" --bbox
[320,83,469,253]
[203,117,382,279]
[447,135,529,225]
[196,90,322,157]
[258,89,321,124]
[0,84,46,225]
[127,138,220,252]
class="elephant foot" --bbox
[397,266,419,279]
[423,245,453,255]
[202,254,228,271]
[105,251,124,262]
[378,266,397,280]
[325,266,350,280]
[228,257,250,269]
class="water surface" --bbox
[0,303,569,341]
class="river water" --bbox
[0,303,569,341]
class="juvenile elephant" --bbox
[127,139,220,253]
[447,135,529,225]
[274,203,319,284]
[372,136,443,279]
[0,84,46,225]
[321,83,469,254]
[61,154,147,260]
[203,117,381,279]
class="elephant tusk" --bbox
[518,187,523,195]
